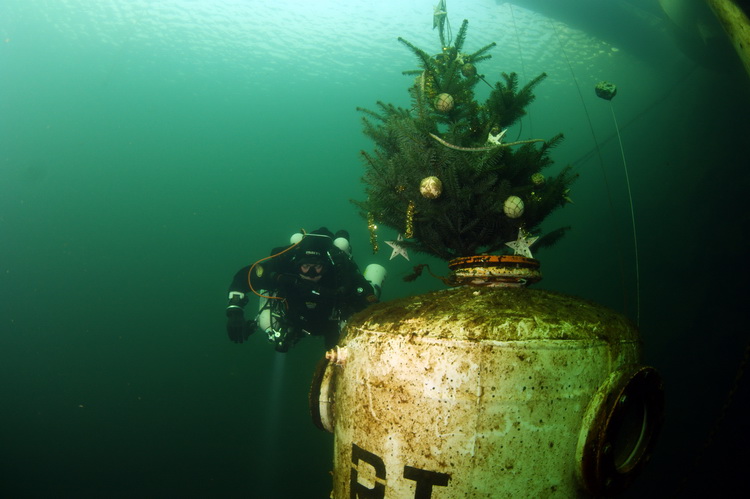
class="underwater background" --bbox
[1,0,748,497]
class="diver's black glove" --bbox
[226,307,253,344]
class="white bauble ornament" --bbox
[434,93,454,112]
[503,195,525,218]
[419,176,443,199]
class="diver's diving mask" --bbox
[300,263,324,276]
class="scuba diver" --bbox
[225,227,385,352]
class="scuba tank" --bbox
[333,236,351,257]
[363,263,387,300]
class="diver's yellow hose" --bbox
[705,0,750,79]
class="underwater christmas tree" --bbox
[354,18,577,263]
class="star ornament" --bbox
[433,0,447,30]
[487,128,507,146]
[505,229,539,258]
[385,234,410,261]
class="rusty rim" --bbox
[448,255,542,287]
[449,254,540,270]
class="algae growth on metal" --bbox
[346,287,639,344]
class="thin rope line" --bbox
[549,20,632,321]
[610,102,640,325]
[509,3,530,140]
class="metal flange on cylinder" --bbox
[310,287,664,498]
[576,364,664,495]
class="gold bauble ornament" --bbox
[503,195,525,218]
[434,93,454,112]
[419,176,443,199]
[461,63,477,78]
[531,173,545,186]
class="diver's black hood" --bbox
[295,228,334,264]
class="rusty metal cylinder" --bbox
[310,287,663,498]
